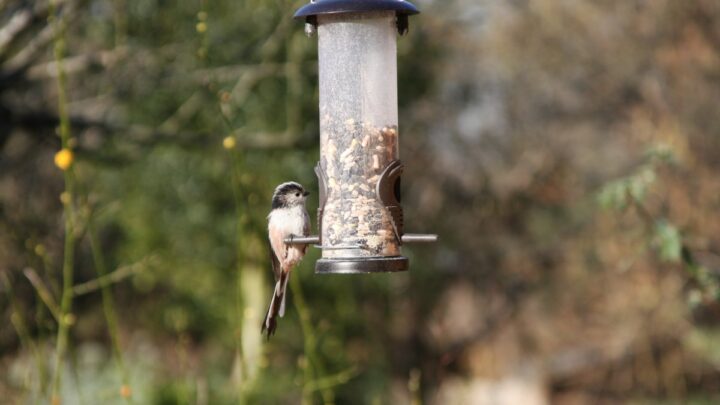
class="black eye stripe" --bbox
[272,183,305,209]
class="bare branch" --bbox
[304,367,359,393]
[158,90,205,134]
[26,46,128,80]
[0,1,69,60]
[231,129,303,149]
[193,62,288,83]
[23,267,61,321]
[0,9,33,56]
[3,0,80,74]
[72,256,155,296]
[230,63,284,105]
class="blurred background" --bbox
[2,0,720,403]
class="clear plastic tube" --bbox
[317,11,401,258]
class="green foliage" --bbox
[597,164,656,210]
[653,220,682,263]
[596,142,678,211]
[643,142,678,165]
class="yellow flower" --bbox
[120,385,132,399]
[196,22,207,33]
[34,244,46,256]
[223,136,236,150]
[54,148,73,170]
[59,192,71,205]
[63,313,76,326]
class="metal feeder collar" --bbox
[294,0,420,35]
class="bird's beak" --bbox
[303,191,310,197]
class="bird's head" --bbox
[271,181,310,209]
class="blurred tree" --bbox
[2,0,720,404]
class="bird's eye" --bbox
[295,193,300,197]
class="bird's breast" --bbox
[268,206,308,236]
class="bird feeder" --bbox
[290,0,436,274]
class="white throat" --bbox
[268,205,307,236]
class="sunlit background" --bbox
[2,0,720,403]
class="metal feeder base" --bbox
[315,256,408,274]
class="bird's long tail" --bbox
[261,271,289,338]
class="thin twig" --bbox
[0,1,68,60]
[305,367,359,392]
[113,0,127,47]
[158,91,204,133]
[291,274,336,405]
[72,256,153,296]
[3,273,48,397]
[227,63,285,109]
[3,0,80,74]
[88,222,132,403]
[193,62,291,83]
[23,268,61,321]
[26,47,128,80]
[49,0,77,400]
[0,9,33,56]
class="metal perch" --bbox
[285,233,438,245]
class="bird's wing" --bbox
[303,209,311,236]
[302,210,311,254]
[268,226,284,280]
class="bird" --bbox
[262,181,311,338]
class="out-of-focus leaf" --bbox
[628,166,655,203]
[597,180,629,210]
[644,143,677,165]
[598,165,656,210]
[654,220,682,263]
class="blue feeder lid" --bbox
[294,0,420,34]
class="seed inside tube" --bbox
[320,117,399,256]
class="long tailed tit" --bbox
[262,181,311,338]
